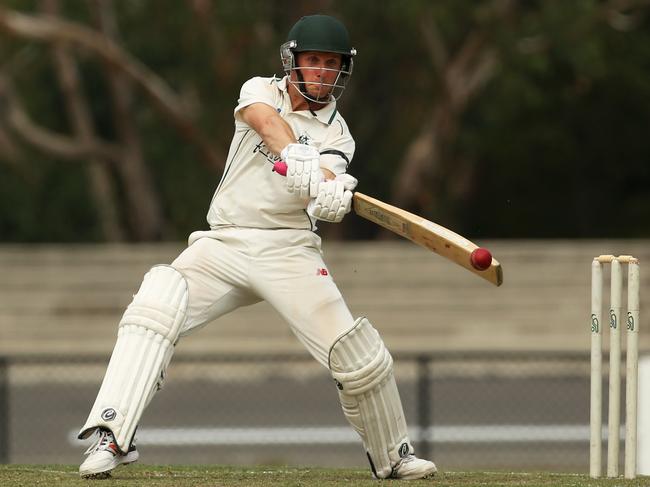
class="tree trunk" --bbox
[43,0,124,241]
[92,0,164,241]
[390,14,499,225]
[0,6,225,172]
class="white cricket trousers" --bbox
[172,227,356,366]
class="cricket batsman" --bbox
[77,14,437,480]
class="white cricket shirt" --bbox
[206,76,355,230]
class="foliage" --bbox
[0,0,649,241]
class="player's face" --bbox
[294,51,343,100]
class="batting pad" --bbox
[329,317,414,479]
[78,265,188,452]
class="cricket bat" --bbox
[353,192,503,286]
[272,161,503,286]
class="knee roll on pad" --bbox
[329,317,414,479]
[78,265,188,452]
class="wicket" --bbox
[590,255,640,479]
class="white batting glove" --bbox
[307,174,358,223]
[281,143,322,198]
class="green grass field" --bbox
[0,465,648,486]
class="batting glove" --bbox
[281,143,322,198]
[307,174,358,223]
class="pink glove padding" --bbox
[307,174,358,223]
[280,143,322,198]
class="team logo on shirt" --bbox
[254,134,314,166]
[253,140,282,164]
[297,134,311,144]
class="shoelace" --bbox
[393,454,418,471]
[400,455,415,464]
[84,430,114,455]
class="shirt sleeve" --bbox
[319,114,356,175]
[233,77,279,122]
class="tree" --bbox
[0,1,224,240]
[1,0,649,241]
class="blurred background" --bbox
[0,0,649,474]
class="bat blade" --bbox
[353,192,503,286]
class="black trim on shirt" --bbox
[327,109,337,125]
[305,209,317,232]
[213,129,251,197]
[320,149,350,166]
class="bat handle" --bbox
[272,161,288,176]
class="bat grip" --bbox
[272,161,288,176]
[273,161,343,191]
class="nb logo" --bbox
[316,268,329,276]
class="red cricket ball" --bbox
[470,247,492,271]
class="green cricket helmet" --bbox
[281,15,357,103]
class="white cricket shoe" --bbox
[79,428,139,479]
[390,454,437,480]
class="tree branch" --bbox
[42,0,125,242]
[420,11,448,75]
[0,6,224,171]
[0,123,21,163]
[454,48,498,109]
[92,0,164,240]
[0,75,123,161]
[390,1,513,220]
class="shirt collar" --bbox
[278,76,337,126]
